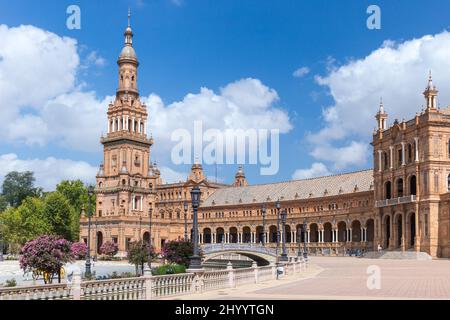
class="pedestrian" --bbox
[377,243,382,253]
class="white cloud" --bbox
[145,78,293,161]
[292,162,330,180]
[308,30,450,170]
[310,141,369,171]
[85,51,106,67]
[293,66,310,78]
[0,154,97,191]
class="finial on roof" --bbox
[128,8,131,27]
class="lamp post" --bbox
[183,201,189,241]
[85,185,94,278]
[303,219,308,260]
[188,186,202,271]
[94,218,98,262]
[275,200,281,258]
[261,206,266,246]
[297,224,302,258]
[146,207,153,271]
[280,209,288,262]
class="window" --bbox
[408,144,412,163]
[385,181,392,199]
[384,152,389,170]
[112,237,118,244]
[397,179,404,197]
[448,174,450,191]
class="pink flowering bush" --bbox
[100,241,118,257]
[71,242,87,260]
[20,235,74,284]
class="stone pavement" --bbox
[172,257,450,300]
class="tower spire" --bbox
[128,8,131,27]
[423,70,438,110]
[375,97,388,131]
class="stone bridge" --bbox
[201,244,278,266]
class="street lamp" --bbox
[85,185,94,278]
[303,218,308,260]
[261,206,266,246]
[147,207,153,271]
[275,200,281,258]
[188,186,202,271]
[183,201,189,241]
[280,209,288,262]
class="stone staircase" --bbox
[363,250,432,260]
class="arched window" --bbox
[397,178,404,197]
[122,179,126,186]
[98,182,103,188]
[385,181,392,199]
[384,152,389,170]
[410,175,417,196]
[447,174,450,191]
[408,144,412,163]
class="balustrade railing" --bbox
[1,260,306,300]
[202,270,229,291]
[0,283,71,300]
[152,273,195,299]
[81,278,145,300]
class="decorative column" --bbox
[107,120,111,134]
[389,146,394,169]
[132,117,135,132]
[293,230,297,243]
[378,150,383,172]
[401,142,406,166]
[414,137,419,162]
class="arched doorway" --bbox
[337,222,346,242]
[203,228,212,244]
[285,225,292,243]
[309,224,319,243]
[229,227,238,243]
[296,224,306,243]
[366,219,374,242]
[396,214,402,248]
[256,226,264,244]
[409,213,416,248]
[216,228,224,243]
[409,176,417,196]
[143,232,150,245]
[96,231,103,255]
[242,227,251,243]
[323,223,332,242]
[384,215,391,249]
[269,225,277,243]
[351,221,361,242]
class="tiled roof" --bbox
[201,169,373,207]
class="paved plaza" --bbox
[178,257,450,300]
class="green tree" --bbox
[0,197,51,251]
[0,195,8,212]
[161,239,198,268]
[127,240,155,276]
[43,192,74,241]
[1,171,42,208]
[56,180,92,240]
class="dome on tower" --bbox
[119,46,137,60]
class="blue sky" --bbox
[1,0,450,190]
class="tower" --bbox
[233,165,248,187]
[375,98,388,131]
[93,12,156,255]
[423,71,438,110]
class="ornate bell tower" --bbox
[92,11,157,256]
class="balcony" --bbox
[375,195,416,208]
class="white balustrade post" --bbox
[71,268,82,300]
[270,262,277,280]
[227,262,235,288]
[144,268,153,300]
[252,261,259,284]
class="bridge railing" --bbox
[0,259,306,300]
[202,243,277,256]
